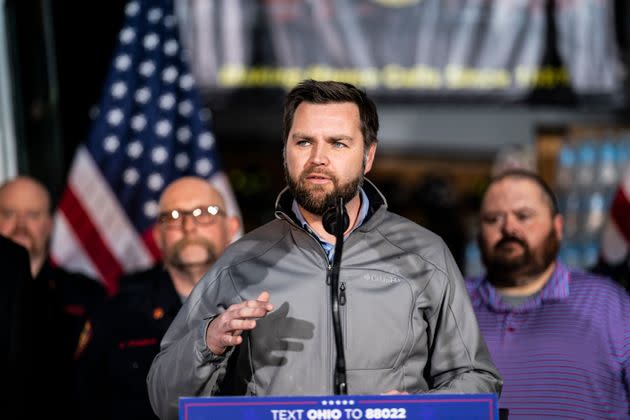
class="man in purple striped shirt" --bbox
[466,169,630,419]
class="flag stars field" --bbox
[155,120,172,137]
[119,28,136,44]
[140,60,156,77]
[127,141,143,159]
[198,133,215,150]
[107,109,124,126]
[176,127,191,143]
[115,54,132,71]
[164,39,178,56]
[103,135,120,153]
[111,81,128,99]
[175,153,189,170]
[151,146,168,164]
[159,93,175,110]
[123,168,140,186]
[131,114,147,131]
[147,7,162,23]
[147,173,164,191]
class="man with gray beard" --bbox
[147,79,502,420]
[75,177,240,420]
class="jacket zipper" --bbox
[339,282,346,306]
[326,263,332,285]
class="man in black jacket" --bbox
[1,235,33,420]
[75,176,240,420]
[0,176,106,419]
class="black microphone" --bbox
[322,196,348,395]
[322,202,349,237]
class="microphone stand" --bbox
[323,196,348,395]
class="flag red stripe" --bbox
[59,187,123,295]
[610,188,630,243]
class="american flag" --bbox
[600,164,630,266]
[50,0,241,295]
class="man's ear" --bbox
[153,223,164,252]
[364,143,377,174]
[227,216,241,243]
[43,214,53,240]
[553,213,564,241]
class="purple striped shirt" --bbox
[466,261,630,419]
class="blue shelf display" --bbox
[555,136,630,270]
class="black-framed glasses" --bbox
[158,205,224,228]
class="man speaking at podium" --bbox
[147,80,502,419]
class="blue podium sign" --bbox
[180,394,498,420]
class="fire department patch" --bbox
[74,320,93,360]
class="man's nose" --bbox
[308,143,329,166]
[500,215,518,235]
[14,212,28,228]
[181,214,197,233]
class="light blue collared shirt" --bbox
[292,189,369,261]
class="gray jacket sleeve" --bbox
[422,244,503,395]
[146,268,238,420]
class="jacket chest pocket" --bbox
[344,273,413,370]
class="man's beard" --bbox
[285,164,364,216]
[480,228,560,288]
[165,237,217,273]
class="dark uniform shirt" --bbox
[76,265,181,420]
[2,236,34,420]
[35,259,105,420]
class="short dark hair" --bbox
[486,169,560,215]
[282,79,379,149]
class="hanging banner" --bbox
[176,0,624,103]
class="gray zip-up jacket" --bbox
[147,181,502,419]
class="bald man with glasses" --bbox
[75,176,240,420]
